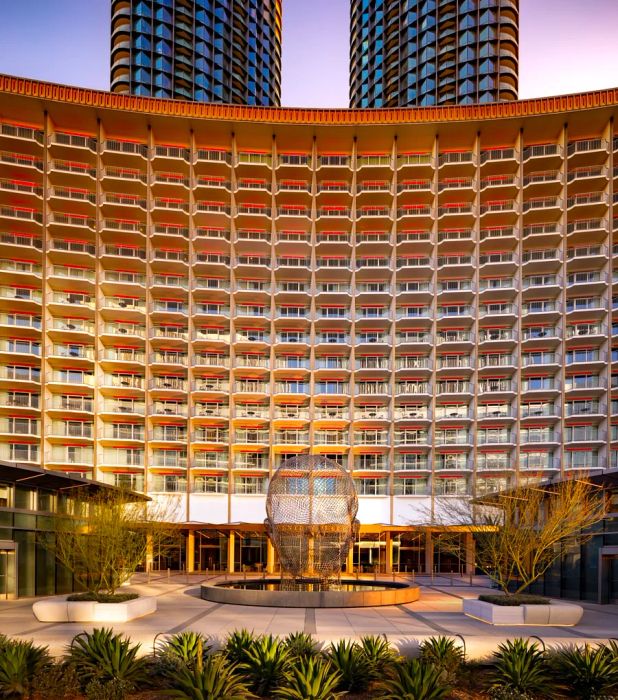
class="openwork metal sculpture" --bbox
[265,455,359,584]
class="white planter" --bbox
[32,595,157,623]
[463,598,583,626]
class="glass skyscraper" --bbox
[111,0,282,105]
[350,0,518,108]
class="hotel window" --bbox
[193,476,228,494]
[9,443,38,462]
[476,477,508,496]
[521,451,553,470]
[234,476,267,495]
[396,478,428,496]
[565,450,597,470]
[151,475,186,493]
[356,454,386,470]
[435,478,467,496]
[354,478,387,496]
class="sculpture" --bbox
[265,454,359,584]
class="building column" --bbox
[145,533,154,572]
[346,546,354,574]
[186,531,195,573]
[227,532,235,574]
[385,532,393,574]
[464,532,475,575]
[424,531,434,575]
[266,540,275,574]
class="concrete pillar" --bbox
[346,546,354,574]
[385,532,393,574]
[227,532,235,574]
[186,531,195,573]
[424,531,434,574]
[146,533,154,572]
[465,531,475,575]
[266,540,275,574]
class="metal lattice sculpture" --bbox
[265,455,359,583]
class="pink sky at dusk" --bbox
[0,0,617,107]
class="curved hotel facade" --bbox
[0,75,616,573]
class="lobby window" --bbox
[14,486,36,510]
[0,484,10,507]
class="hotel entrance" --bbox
[195,531,227,572]
[0,542,17,600]
[353,533,387,574]
[396,533,425,574]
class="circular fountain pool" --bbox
[200,578,420,608]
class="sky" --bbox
[0,0,617,107]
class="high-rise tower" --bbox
[350,0,518,108]
[111,0,282,105]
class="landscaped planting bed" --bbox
[1,629,617,699]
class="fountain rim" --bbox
[200,577,420,608]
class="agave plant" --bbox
[490,638,551,697]
[326,639,371,693]
[550,644,618,699]
[274,656,343,700]
[67,627,147,689]
[158,632,212,670]
[418,636,464,684]
[358,634,398,681]
[241,634,289,697]
[378,658,451,700]
[221,629,258,665]
[0,639,50,699]
[166,655,253,700]
[283,631,321,660]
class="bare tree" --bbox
[417,478,606,595]
[48,488,180,596]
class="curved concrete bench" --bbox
[463,598,583,626]
[32,595,157,622]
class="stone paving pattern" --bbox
[2,574,617,659]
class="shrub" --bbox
[0,639,50,699]
[358,634,398,681]
[31,662,81,699]
[157,632,212,671]
[67,628,147,690]
[241,634,289,697]
[221,629,258,665]
[66,593,138,603]
[478,594,549,606]
[326,639,371,693]
[488,688,535,700]
[283,631,321,660]
[166,655,253,700]
[84,678,134,700]
[418,636,464,684]
[378,658,451,700]
[491,638,551,696]
[549,644,618,699]
[275,656,343,700]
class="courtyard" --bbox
[3,572,617,660]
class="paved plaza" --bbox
[1,573,617,660]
